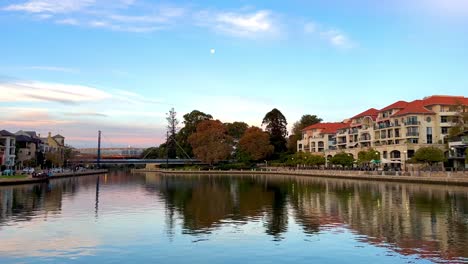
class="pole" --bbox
[97,130,101,169]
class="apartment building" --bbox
[297,95,468,167]
[15,131,42,167]
[0,130,16,168]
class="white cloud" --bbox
[197,9,278,38]
[304,21,355,49]
[55,18,79,25]
[0,80,111,104]
[3,0,95,13]
[320,29,353,48]
[26,65,78,73]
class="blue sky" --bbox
[1,0,468,147]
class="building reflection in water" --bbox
[0,172,467,263]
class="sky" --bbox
[1,0,468,148]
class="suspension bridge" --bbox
[71,131,202,166]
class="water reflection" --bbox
[0,172,467,263]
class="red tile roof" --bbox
[391,100,435,117]
[379,100,408,112]
[350,108,379,120]
[302,122,349,134]
[423,95,468,106]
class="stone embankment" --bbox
[0,169,108,186]
[133,168,468,186]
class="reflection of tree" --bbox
[264,184,288,240]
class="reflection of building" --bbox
[0,130,16,168]
[448,130,468,169]
[78,148,144,159]
[298,95,468,167]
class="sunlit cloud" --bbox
[0,80,111,104]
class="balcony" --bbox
[404,121,420,126]
[406,132,419,137]
[375,123,400,130]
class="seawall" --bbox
[0,169,109,186]
[133,168,468,186]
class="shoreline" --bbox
[0,169,109,186]
[133,168,468,186]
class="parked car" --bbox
[22,167,35,174]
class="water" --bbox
[1,171,467,264]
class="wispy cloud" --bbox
[3,0,184,33]
[0,80,111,104]
[3,0,95,13]
[304,21,355,49]
[26,65,78,73]
[196,9,279,38]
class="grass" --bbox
[0,175,29,180]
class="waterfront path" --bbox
[134,168,468,186]
[0,169,108,186]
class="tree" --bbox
[287,152,325,166]
[289,115,322,152]
[414,147,445,165]
[262,108,288,155]
[188,120,233,164]
[357,148,380,164]
[45,152,63,168]
[329,152,354,167]
[225,122,249,141]
[448,101,468,140]
[176,110,213,158]
[166,108,179,159]
[238,127,274,161]
[141,147,165,159]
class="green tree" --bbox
[357,148,380,164]
[414,147,445,165]
[288,115,322,152]
[176,110,213,158]
[238,127,274,161]
[330,152,354,168]
[141,147,165,159]
[262,108,288,155]
[188,120,233,165]
[225,122,249,140]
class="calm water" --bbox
[1,172,468,264]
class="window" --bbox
[426,127,432,144]
[441,127,449,134]
[440,116,448,123]
[426,117,431,123]
[408,139,418,144]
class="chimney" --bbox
[48,132,51,137]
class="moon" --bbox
[210,48,215,54]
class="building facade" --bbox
[0,130,16,168]
[297,95,468,168]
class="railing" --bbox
[406,132,419,137]
[404,121,420,126]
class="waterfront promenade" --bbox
[135,168,468,186]
[0,169,108,186]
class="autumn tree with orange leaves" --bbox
[188,120,233,164]
[238,127,274,161]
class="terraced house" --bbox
[297,95,468,168]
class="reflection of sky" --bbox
[0,175,458,263]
